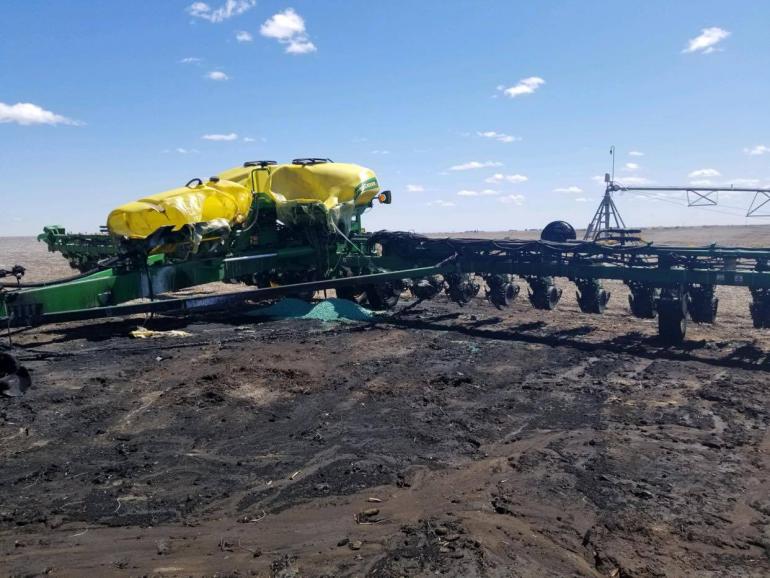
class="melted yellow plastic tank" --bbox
[107,162,379,239]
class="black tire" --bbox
[411,277,443,301]
[446,274,480,306]
[489,283,519,309]
[577,288,609,314]
[658,300,687,344]
[541,221,577,242]
[629,293,656,319]
[689,296,718,324]
[530,285,562,310]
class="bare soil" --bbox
[2,228,770,577]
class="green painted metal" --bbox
[1,245,321,324]
[37,226,119,271]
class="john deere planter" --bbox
[4,158,770,345]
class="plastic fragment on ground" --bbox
[130,328,192,339]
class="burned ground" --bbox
[2,287,770,577]
[2,231,770,576]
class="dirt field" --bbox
[2,228,770,577]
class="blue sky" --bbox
[2,0,770,235]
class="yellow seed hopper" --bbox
[107,160,380,240]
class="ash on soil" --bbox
[2,230,770,576]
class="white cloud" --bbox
[260,8,305,38]
[498,194,525,205]
[745,145,770,156]
[180,57,202,64]
[457,189,500,197]
[202,132,238,141]
[235,30,253,43]
[260,8,317,54]
[591,175,607,183]
[406,184,424,192]
[206,70,229,81]
[242,136,256,142]
[427,200,455,208]
[574,197,589,202]
[286,38,317,54]
[498,77,545,98]
[477,131,520,143]
[688,168,721,178]
[554,186,583,193]
[0,102,80,126]
[689,179,713,186]
[683,27,730,54]
[162,148,199,154]
[187,0,256,23]
[625,162,639,170]
[456,189,497,197]
[449,161,502,171]
[371,149,390,155]
[485,173,528,184]
[629,151,644,157]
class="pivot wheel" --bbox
[365,281,403,310]
[658,297,687,344]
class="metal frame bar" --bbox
[686,189,718,207]
[747,191,770,217]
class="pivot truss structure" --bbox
[606,180,770,217]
